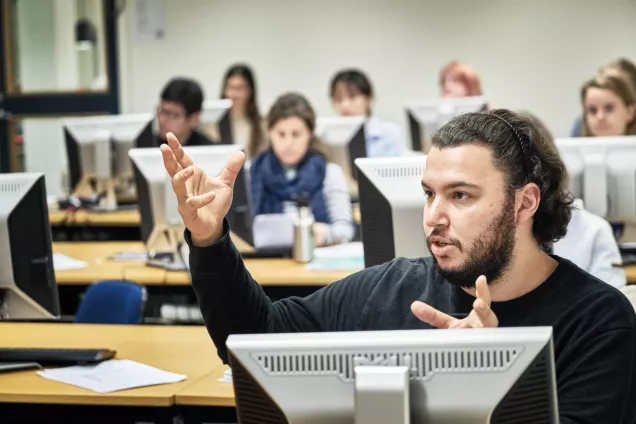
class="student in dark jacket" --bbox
[160,109,636,424]
[156,77,213,147]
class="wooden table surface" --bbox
[54,241,356,287]
[174,366,235,407]
[0,323,221,407]
[54,242,166,285]
[49,209,141,227]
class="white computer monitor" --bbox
[129,144,241,269]
[0,173,60,320]
[555,136,636,221]
[406,96,486,152]
[356,156,429,267]
[63,113,154,209]
[316,116,367,181]
[227,327,558,423]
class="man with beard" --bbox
[161,109,636,423]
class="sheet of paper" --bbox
[252,214,294,249]
[313,242,364,258]
[307,242,365,271]
[37,359,186,393]
[52,253,88,271]
[218,368,232,383]
[109,251,149,261]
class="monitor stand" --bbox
[354,365,410,424]
[73,176,118,211]
[146,226,188,272]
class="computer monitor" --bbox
[316,116,367,181]
[555,136,636,221]
[63,113,153,209]
[227,326,558,423]
[356,156,429,268]
[0,173,60,320]
[199,99,233,145]
[406,96,486,152]
[129,144,242,269]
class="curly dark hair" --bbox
[431,109,574,248]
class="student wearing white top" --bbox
[522,111,626,288]
[217,64,267,158]
[250,93,354,247]
[553,199,626,289]
[330,69,403,157]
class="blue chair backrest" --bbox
[75,280,147,324]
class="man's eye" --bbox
[454,192,470,200]
[424,191,434,199]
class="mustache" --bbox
[426,228,463,252]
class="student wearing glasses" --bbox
[156,77,213,147]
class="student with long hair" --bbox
[218,64,266,158]
[581,73,636,137]
[250,93,354,246]
[571,58,636,136]
[330,69,403,157]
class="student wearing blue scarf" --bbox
[250,93,354,246]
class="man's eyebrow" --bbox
[421,181,482,191]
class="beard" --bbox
[427,194,516,289]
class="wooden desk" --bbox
[54,242,166,285]
[49,209,141,227]
[175,366,235,408]
[0,323,221,407]
[55,241,356,287]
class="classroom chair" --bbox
[75,280,147,324]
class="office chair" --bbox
[75,280,147,324]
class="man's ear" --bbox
[516,183,541,225]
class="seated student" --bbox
[330,69,403,157]
[161,109,636,423]
[249,93,354,247]
[214,64,267,158]
[581,73,636,137]
[439,61,483,98]
[521,112,626,288]
[571,58,636,137]
[156,78,213,147]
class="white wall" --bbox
[117,0,636,140]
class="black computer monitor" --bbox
[0,173,60,319]
[227,165,254,247]
[218,110,234,145]
[356,156,428,268]
[318,117,367,181]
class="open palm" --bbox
[160,132,245,245]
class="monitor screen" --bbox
[0,173,59,319]
[356,156,429,267]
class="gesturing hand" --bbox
[160,132,245,246]
[411,276,498,329]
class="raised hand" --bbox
[160,132,245,246]
[411,275,498,329]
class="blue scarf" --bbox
[250,149,331,223]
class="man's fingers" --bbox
[160,144,182,177]
[167,132,194,169]
[185,191,216,209]
[472,298,499,328]
[172,166,194,203]
[218,151,246,188]
[475,275,491,307]
[411,301,456,329]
